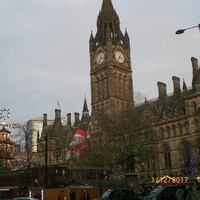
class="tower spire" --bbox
[101,0,114,13]
[95,0,122,45]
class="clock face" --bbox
[115,51,124,63]
[96,52,105,64]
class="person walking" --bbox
[58,190,64,200]
[82,190,90,200]
[70,190,76,200]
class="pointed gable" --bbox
[101,0,115,15]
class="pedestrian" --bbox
[70,190,76,200]
[82,190,90,200]
[58,190,64,200]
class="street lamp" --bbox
[176,24,200,34]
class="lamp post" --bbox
[176,24,200,34]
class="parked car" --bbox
[93,188,139,200]
[13,197,40,200]
[144,185,187,200]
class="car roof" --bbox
[110,188,133,191]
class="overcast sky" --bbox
[1,0,200,126]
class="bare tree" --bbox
[77,108,158,177]
[12,124,39,170]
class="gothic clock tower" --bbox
[89,0,134,119]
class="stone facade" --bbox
[37,99,90,166]
[37,0,200,178]
[88,0,134,136]
[88,0,200,178]
[135,63,200,177]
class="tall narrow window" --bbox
[195,119,199,132]
[185,123,190,134]
[172,125,177,137]
[160,128,165,140]
[181,140,191,172]
[166,127,170,138]
[163,144,172,168]
[178,124,183,136]
[193,102,197,114]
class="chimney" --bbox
[74,112,80,126]
[55,109,61,119]
[172,76,181,98]
[191,57,198,78]
[43,113,47,128]
[157,82,167,104]
[67,113,71,126]
[52,109,63,137]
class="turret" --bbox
[182,79,187,92]
[89,31,95,51]
[81,98,89,123]
[124,29,130,48]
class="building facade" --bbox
[87,0,200,179]
[88,0,134,138]
[5,0,200,183]
[26,117,60,152]
[37,98,90,166]
[0,127,14,170]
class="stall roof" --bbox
[69,179,124,187]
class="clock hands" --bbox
[96,52,105,64]
[99,56,103,63]
[117,55,122,61]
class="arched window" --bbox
[181,140,191,167]
[178,124,183,136]
[172,125,177,137]
[160,128,165,140]
[193,102,197,114]
[166,127,170,138]
[185,123,190,134]
[195,119,199,132]
[163,144,172,168]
